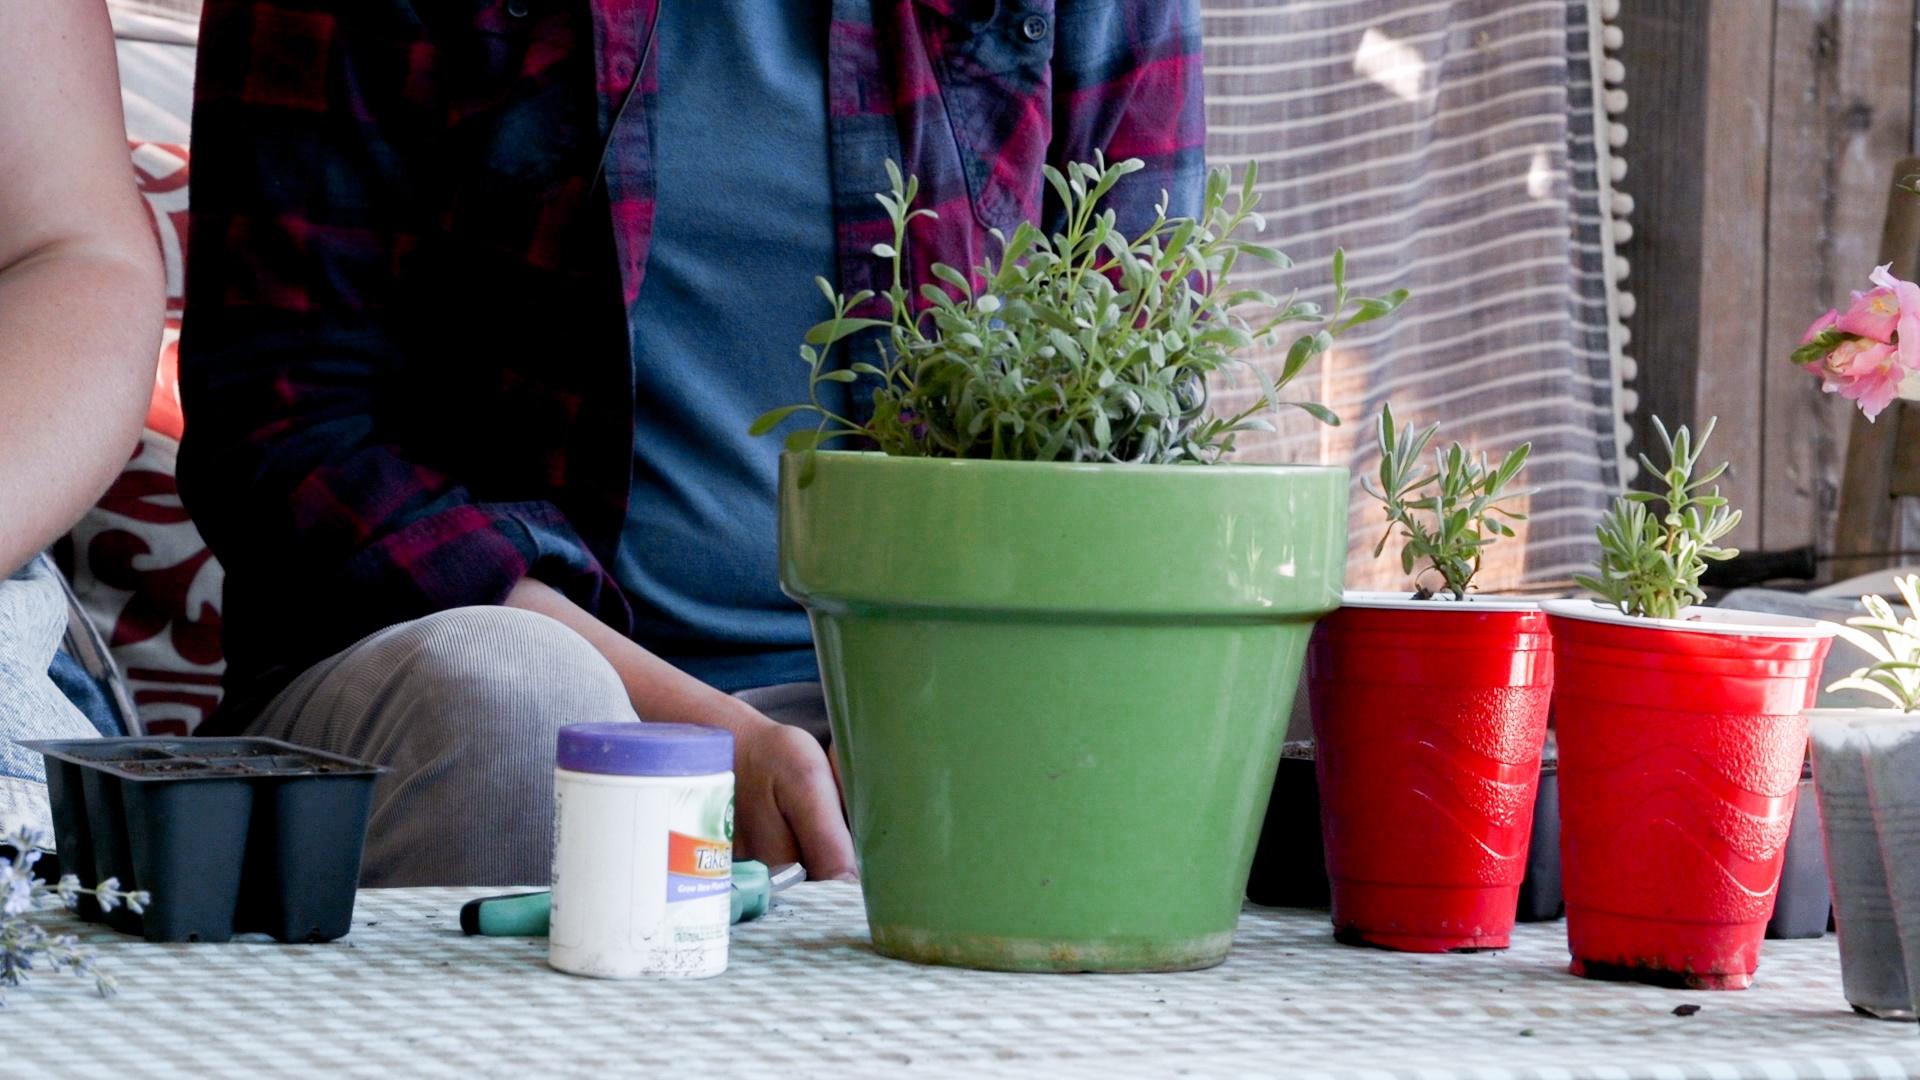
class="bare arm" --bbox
[507,579,857,880]
[0,2,164,572]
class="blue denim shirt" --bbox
[615,2,841,693]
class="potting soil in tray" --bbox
[19,737,383,945]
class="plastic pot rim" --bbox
[1541,599,1838,640]
[1339,591,1543,612]
[1806,708,1920,726]
[20,737,385,783]
[791,448,1348,481]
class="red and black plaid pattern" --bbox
[179,0,1206,717]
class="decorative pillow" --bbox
[63,141,225,735]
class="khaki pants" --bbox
[243,605,825,886]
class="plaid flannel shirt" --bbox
[179,0,1206,715]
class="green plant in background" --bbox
[1361,404,1532,600]
[752,156,1408,469]
[1575,416,1741,620]
[1826,574,1920,711]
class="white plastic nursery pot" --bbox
[1808,710,1920,1019]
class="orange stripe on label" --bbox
[667,831,731,878]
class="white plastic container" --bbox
[548,722,735,979]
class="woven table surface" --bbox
[9,883,1917,1078]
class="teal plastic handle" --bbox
[460,890,552,937]
[459,860,773,937]
[730,859,771,924]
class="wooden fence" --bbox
[1619,0,1918,573]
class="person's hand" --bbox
[500,581,858,880]
[731,715,858,881]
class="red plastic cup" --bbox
[1309,595,1554,952]
[1544,601,1834,990]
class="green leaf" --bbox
[818,369,859,383]
[749,405,807,436]
[1279,332,1323,386]
[1338,290,1411,332]
[1791,329,1846,366]
[1289,401,1340,426]
[1237,243,1292,269]
[932,263,974,296]
[804,318,892,347]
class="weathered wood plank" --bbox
[1695,0,1777,549]
[1616,0,1712,491]
[1762,0,1915,558]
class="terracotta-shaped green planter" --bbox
[780,451,1348,972]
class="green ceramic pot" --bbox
[780,451,1348,972]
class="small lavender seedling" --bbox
[1575,416,1741,620]
[0,827,148,1005]
[1826,574,1920,711]
[1361,404,1533,600]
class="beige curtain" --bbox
[1203,0,1634,593]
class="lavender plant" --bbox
[1,828,147,1004]
[1826,574,1920,711]
[1362,404,1533,600]
[1575,416,1741,620]
[753,155,1407,470]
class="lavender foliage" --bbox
[0,827,148,1004]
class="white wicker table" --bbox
[10,883,1917,1078]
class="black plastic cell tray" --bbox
[20,737,383,944]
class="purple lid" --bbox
[556,723,733,777]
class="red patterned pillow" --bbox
[134,140,188,440]
[63,141,224,735]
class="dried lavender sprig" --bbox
[0,826,148,1004]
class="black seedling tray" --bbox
[1766,760,1830,940]
[1246,745,1328,908]
[1515,759,1562,922]
[20,737,383,944]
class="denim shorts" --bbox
[0,555,129,841]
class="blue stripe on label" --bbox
[667,873,731,903]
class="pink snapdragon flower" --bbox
[1802,308,1838,345]
[1871,263,1920,371]
[1806,338,1902,419]
[1836,287,1900,343]
[1799,264,1920,421]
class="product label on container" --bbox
[665,785,734,907]
[666,832,731,902]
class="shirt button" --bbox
[1020,14,1049,41]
